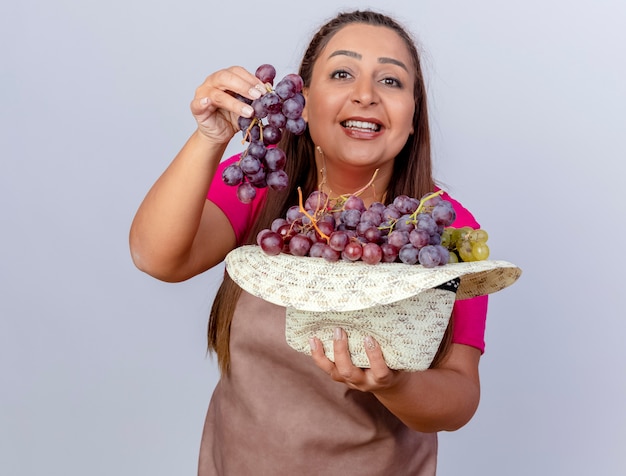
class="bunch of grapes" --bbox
[441,226,490,262]
[256,189,490,268]
[221,64,307,204]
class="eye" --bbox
[330,69,352,80]
[380,77,403,88]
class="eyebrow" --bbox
[378,57,409,72]
[328,49,361,60]
[328,50,409,72]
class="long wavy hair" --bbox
[208,10,453,373]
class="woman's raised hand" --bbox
[190,66,266,144]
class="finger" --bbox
[220,65,267,98]
[308,337,335,374]
[197,67,265,105]
[363,336,391,378]
[190,67,266,121]
[190,94,254,120]
[331,328,359,380]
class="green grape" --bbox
[469,229,489,244]
[457,239,474,262]
[440,228,453,248]
[453,226,473,246]
[449,227,461,245]
[448,251,459,263]
[471,242,490,260]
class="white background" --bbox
[2,1,625,475]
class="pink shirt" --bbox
[208,154,489,353]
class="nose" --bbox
[351,77,378,106]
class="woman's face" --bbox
[303,23,416,172]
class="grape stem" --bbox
[297,169,380,242]
[384,189,445,233]
[324,168,381,213]
[411,190,444,218]
[296,171,435,244]
[241,118,260,145]
[239,83,272,145]
[297,187,330,241]
[337,168,379,202]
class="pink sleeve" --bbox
[439,190,489,354]
[207,154,267,245]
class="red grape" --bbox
[361,242,383,265]
[259,231,283,255]
[255,64,276,85]
[342,241,363,261]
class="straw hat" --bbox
[225,245,522,370]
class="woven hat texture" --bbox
[286,285,457,371]
[225,245,521,371]
[225,245,522,312]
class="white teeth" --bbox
[343,120,380,131]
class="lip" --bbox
[340,116,384,139]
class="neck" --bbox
[315,159,393,207]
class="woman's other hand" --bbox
[309,329,481,432]
[308,329,404,393]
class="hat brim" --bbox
[225,245,522,312]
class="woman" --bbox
[130,9,488,475]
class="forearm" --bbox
[129,130,227,279]
[374,360,480,432]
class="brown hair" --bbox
[208,10,451,373]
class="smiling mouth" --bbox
[341,120,382,132]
